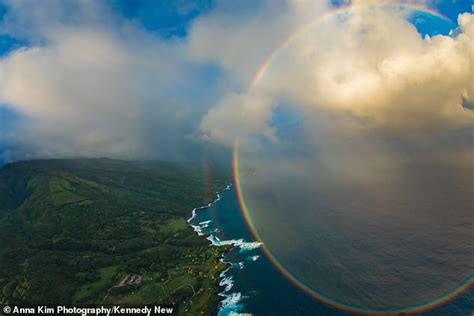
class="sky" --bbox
[0,0,472,164]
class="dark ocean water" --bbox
[189,185,473,316]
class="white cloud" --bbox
[198,3,474,147]
[0,23,214,160]
[187,0,327,87]
[0,0,472,161]
[200,92,276,147]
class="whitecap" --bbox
[206,235,263,252]
[219,292,243,312]
[246,255,260,262]
[219,276,234,292]
[187,208,197,223]
[238,241,262,252]
[191,224,204,236]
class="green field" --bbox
[0,158,230,315]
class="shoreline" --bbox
[187,183,263,315]
[187,184,233,315]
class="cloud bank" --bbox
[0,0,224,162]
[0,0,472,162]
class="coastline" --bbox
[187,184,262,315]
[187,184,233,315]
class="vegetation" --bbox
[0,158,230,315]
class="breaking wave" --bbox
[187,184,261,316]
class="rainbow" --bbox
[247,1,453,92]
[232,4,470,310]
[233,146,473,314]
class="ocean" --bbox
[189,184,473,315]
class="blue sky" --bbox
[411,0,472,35]
[108,0,213,37]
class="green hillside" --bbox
[0,158,230,315]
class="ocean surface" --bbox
[189,185,473,316]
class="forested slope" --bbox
[0,158,230,315]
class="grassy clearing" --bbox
[73,266,119,303]
[160,218,188,234]
[49,177,86,206]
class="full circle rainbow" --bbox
[232,2,473,314]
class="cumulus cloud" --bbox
[199,3,474,147]
[200,93,276,147]
[288,10,474,131]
